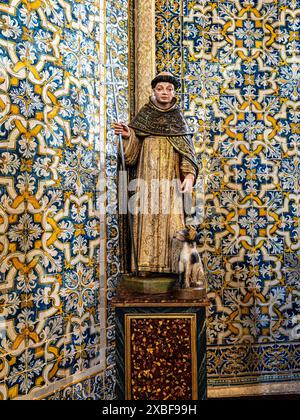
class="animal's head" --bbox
[175,226,200,243]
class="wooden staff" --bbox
[109,50,138,276]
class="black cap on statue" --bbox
[151,71,181,90]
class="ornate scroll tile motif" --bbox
[105,0,130,293]
[155,0,300,392]
[104,0,131,378]
[0,0,110,399]
[44,0,131,400]
[156,0,182,80]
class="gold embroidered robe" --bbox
[124,129,196,273]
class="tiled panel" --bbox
[104,0,131,380]
[156,0,182,80]
[44,0,131,400]
[155,0,300,389]
[0,0,131,400]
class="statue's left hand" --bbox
[181,174,195,193]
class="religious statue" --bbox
[114,72,202,285]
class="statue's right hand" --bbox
[113,122,130,139]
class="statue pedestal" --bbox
[112,280,209,400]
[122,274,178,294]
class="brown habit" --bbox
[124,97,198,273]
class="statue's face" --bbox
[153,82,175,105]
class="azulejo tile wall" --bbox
[0,0,130,400]
[104,0,132,399]
[156,0,300,392]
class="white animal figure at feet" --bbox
[175,226,205,289]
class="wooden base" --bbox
[122,274,178,295]
[174,287,207,300]
[112,282,209,400]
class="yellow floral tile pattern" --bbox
[156,0,300,389]
[0,0,118,400]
